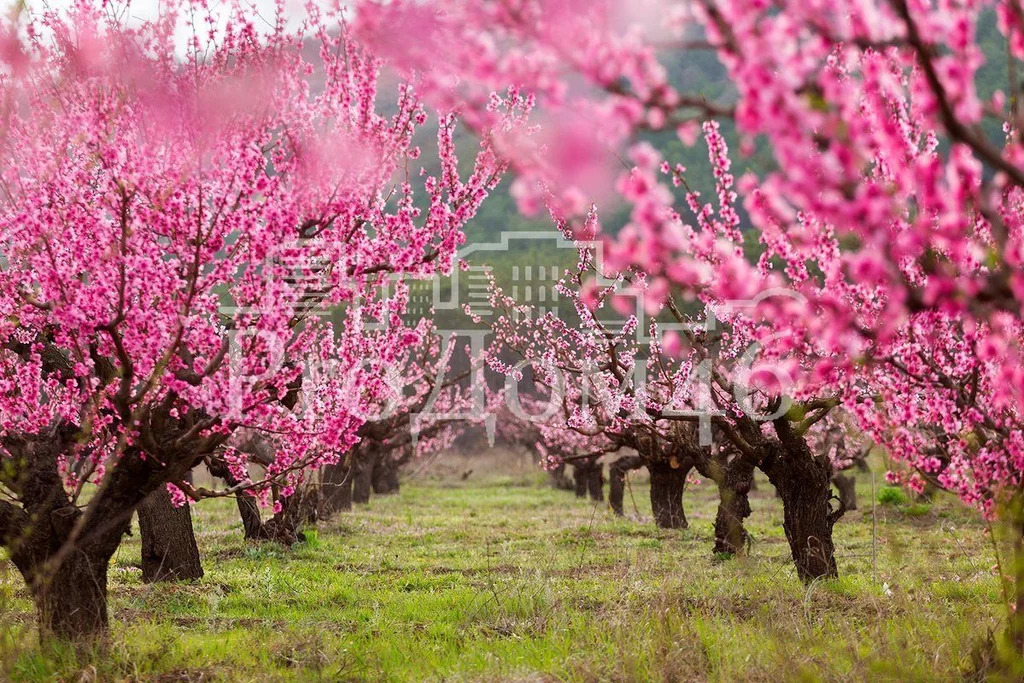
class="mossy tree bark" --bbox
[695,452,756,556]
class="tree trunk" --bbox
[549,463,574,491]
[209,470,311,546]
[710,458,755,556]
[235,494,266,540]
[372,454,401,495]
[34,544,112,640]
[260,514,301,545]
[571,459,602,501]
[291,485,321,527]
[572,464,588,498]
[4,464,143,643]
[587,464,604,502]
[319,462,353,519]
[648,461,689,529]
[609,456,644,516]
[7,501,128,641]
[1,439,163,641]
[353,455,375,505]
[760,425,843,582]
[205,458,268,541]
[831,472,857,511]
[137,486,203,583]
[253,485,319,546]
[382,466,400,494]
[609,467,625,516]
[772,474,839,580]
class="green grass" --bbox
[0,465,1009,681]
[878,486,912,506]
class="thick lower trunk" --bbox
[760,430,842,582]
[34,546,111,640]
[572,465,588,498]
[353,457,374,504]
[260,515,301,545]
[711,459,755,556]
[776,482,838,580]
[2,440,173,641]
[273,484,318,543]
[587,465,604,502]
[648,462,688,529]
[609,456,644,516]
[319,462,353,519]
[372,456,400,495]
[137,486,203,583]
[223,489,314,546]
[291,485,321,527]
[12,505,129,641]
[831,472,857,511]
[2,402,230,641]
[249,486,318,546]
[571,459,602,501]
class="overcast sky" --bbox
[11,0,345,53]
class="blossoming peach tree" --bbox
[354,0,1024,645]
[314,319,500,516]
[487,218,851,579]
[0,1,517,639]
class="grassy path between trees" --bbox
[0,466,1004,681]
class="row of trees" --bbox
[488,238,858,580]
[351,0,1024,653]
[0,1,513,639]
[3,0,1024,662]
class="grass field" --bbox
[0,453,1009,681]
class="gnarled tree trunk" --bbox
[33,530,114,641]
[206,458,313,545]
[236,493,266,541]
[249,484,320,546]
[761,422,844,581]
[648,461,689,529]
[711,459,755,556]
[206,458,271,541]
[694,452,756,556]
[137,485,203,582]
[587,465,604,502]
[1,436,185,640]
[609,456,643,516]
[571,458,603,502]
